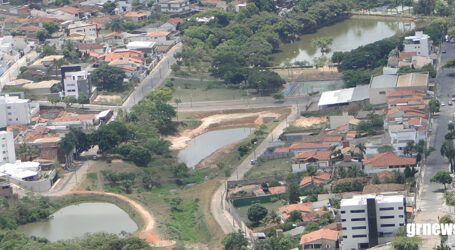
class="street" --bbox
[415,42,455,248]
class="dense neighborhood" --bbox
[1,0,455,249]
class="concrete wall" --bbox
[9,169,56,192]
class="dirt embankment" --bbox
[168,111,280,150]
[64,191,175,248]
[294,116,327,128]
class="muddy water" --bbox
[178,127,253,168]
[272,17,415,66]
[19,202,138,242]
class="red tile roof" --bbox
[146,31,170,37]
[289,142,331,150]
[387,96,423,105]
[323,136,343,142]
[346,131,357,138]
[78,43,103,50]
[167,17,185,27]
[408,117,428,126]
[274,147,289,153]
[295,150,331,161]
[362,184,407,194]
[398,52,417,61]
[299,172,331,188]
[16,25,40,32]
[125,11,147,17]
[269,186,286,194]
[53,114,96,123]
[104,32,123,38]
[279,203,312,220]
[104,50,144,63]
[58,6,81,14]
[364,152,416,167]
[299,229,339,245]
[386,89,425,97]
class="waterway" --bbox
[272,17,415,66]
[19,202,138,242]
[178,127,253,168]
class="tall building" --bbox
[0,95,31,128]
[63,70,91,99]
[403,31,430,57]
[0,131,16,165]
[340,194,406,250]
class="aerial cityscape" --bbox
[0,0,453,249]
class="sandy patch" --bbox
[294,116,327,128]
[168,111,280,150]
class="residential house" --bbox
[369,74,398,105]
[22,80,60,97]
[412,55,433,69]
[146,31,170,45]
[363,152,416,174]
[299,228,340,250]
[278,203,326,224]
[56,6,83,20]
[362,183,407,195]
[158,0,190,13]
[294,150,331,168]
[299,172,332,188]
[51,113,96,129]
[67,22,98,38]
[0,96,33,128]
[403,31,431,57]
[124,11,148,23]
[63,70,91,99]
[163,17,185,31]
[78,43,105,54]
[289,143,331,153]
[13,24,41,37]
[126,41,157,55]
[103,32,124,46]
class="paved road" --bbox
[415,42,455,249]
[0,51,39,90]
[211,105,300,233]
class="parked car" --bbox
[441,102,446,106]
[443,49,447,53]
[449,102,453,106]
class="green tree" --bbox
[131,0,143,10]
[40,45,56,57]
[222,231,248,250]
[441,140,455,173]
[431,170,452,189]
[287,183,300,204]
[247,69,285,95]
[77,94,89,104]
[42,21,59,34]
[128,146,151,167]
[16,143,39,161]
[272,92,284,101]
[36,29,49,42]
[91,65,126,91]
[392,236,421,250]
[248,204,268,225]
[429,98,440,114]
[174,98,181,120]
[287,210,302,223]
[103,1,117,14]
[303,222,319,234]
[343,69,371,88]
[311,36,333,54]
[108,18,125,32]
[172,163,188,178]
[63,41,81,62]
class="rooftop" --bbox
[396,73,429,88]
[341,194,404,207]
[23,80,60,89]
[146,31,170,37]
[370,74,398,89]
[318,87,354,106]
[299,228,339,245]
[295,150,331,161]
[362,183,407,194]
[289,142,331,149]
[364,152,416,167]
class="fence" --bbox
[227,175,284,189]
[231,193,284,207]
[9,169,57,193]
[258,152,293,161]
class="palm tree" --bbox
[441,140,455,173]
[17,143,39,161]
[174,98,181,121]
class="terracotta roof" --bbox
[38,148,58,162]
[323,136,343,142]
[289,142,331,150]
[317,172,332,181]
[373,171,394,182]
[406,206,413,213]
[125,11,147,17]
[78,43,103,50]
[104,50,144,63]
[279,203,312,220]
[295,150,331,161]
[16,25,40,32]
[364,152,416,167]
[398,52,417,61]
[146,31,170,37]
[167,17,185,27]
[408,117,428,126]
[321,222,339,231]
[104,32,123,38]
[28,17,62,24]
[299,229,339,245]
[274,147,289,153]
[58,6,81,14]
[386,89,425,97]
[362,184,407,194]
[53,114,96,123]
[346,131,357,138]
[270,186,286,194]
[299,172,331,188]
[253,188,265,196]
[387,96,423,105]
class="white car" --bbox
[441,102,446,106]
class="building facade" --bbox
[341,195,406,250]
[0,131,16,165]
[403,31,430,57]
[158,0,190,13]
[0,95,31,128]
[63,70,91,99]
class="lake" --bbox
[178,127,253,168]
[19,202,138,242]
[272,17,415,66]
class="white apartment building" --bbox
[0,95,32,128]
[158,0,189,13]
[341,195,406,250]
[63,70,91,99]
[0,131,16,165]
[67,22,98,38]
[403,31,430,57]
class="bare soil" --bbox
[294,116,327,128]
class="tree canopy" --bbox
[431,170,452,189]
[91,65,126,91]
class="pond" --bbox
[18,202,138,242]
[272,17,415,66]
[178,127,253,168]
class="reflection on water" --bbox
[272,17,415,65]
[178,127,253,168]
[19,202,138,242]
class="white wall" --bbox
[0,131,16,164]
[0,96,31,128]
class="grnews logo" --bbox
[407,223,455,237]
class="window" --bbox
[351,218,366,221]
[341,210,345,214]
[342,227,347,230]
[352,235,367,238]
[400,223,404,226]
[379,207,394,211]
[350,210,365,213]
[379,91,386,95]
[381,224,395,227]
[398,207,403,210]
[342,219,346,222]
[380,216,394,219]
[7,106,11,109]
[313,244,322,249]
[399,215,404,218]
[352,226,367,230]
[343,235,347,239]
[7,112,11,115]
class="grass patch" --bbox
[87,172,97,181]
[178,120,202,132]
[244,157,293,180]
[183,169,210,184]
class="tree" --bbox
[441,140,455,173]
[272,92,284,101]
[311,36,333,54]
[343,69,371,88]
[131,0,143,10]
[431,170,452,189]
[392,236,421,250]
[108,18,125,32]
[128,146,151,167]
[172,163,188,178]
[63,96,77,106]
[48,96,61,105]
[91,65,126,91]
[77,94,89,104]
[429,98,441,115]
[103,1,117,14]
[287,183,300,204]
[222,231,248,250]
[41,45,57,57]
[248,204,268,225]
[36,29,49,42]
[303,222,320,234]
[403,141,416,156]
[62,41,81,62]
[16,143,39,161]
[247,69,285,95]
[287,210,302,223]
[174,98,181,120]
[378,145,395,153]
[42,21,59,34]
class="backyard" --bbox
[244,157,293,180]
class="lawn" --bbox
[244,157,293,180]
[236,200,285,222]
[170,78,258,102]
